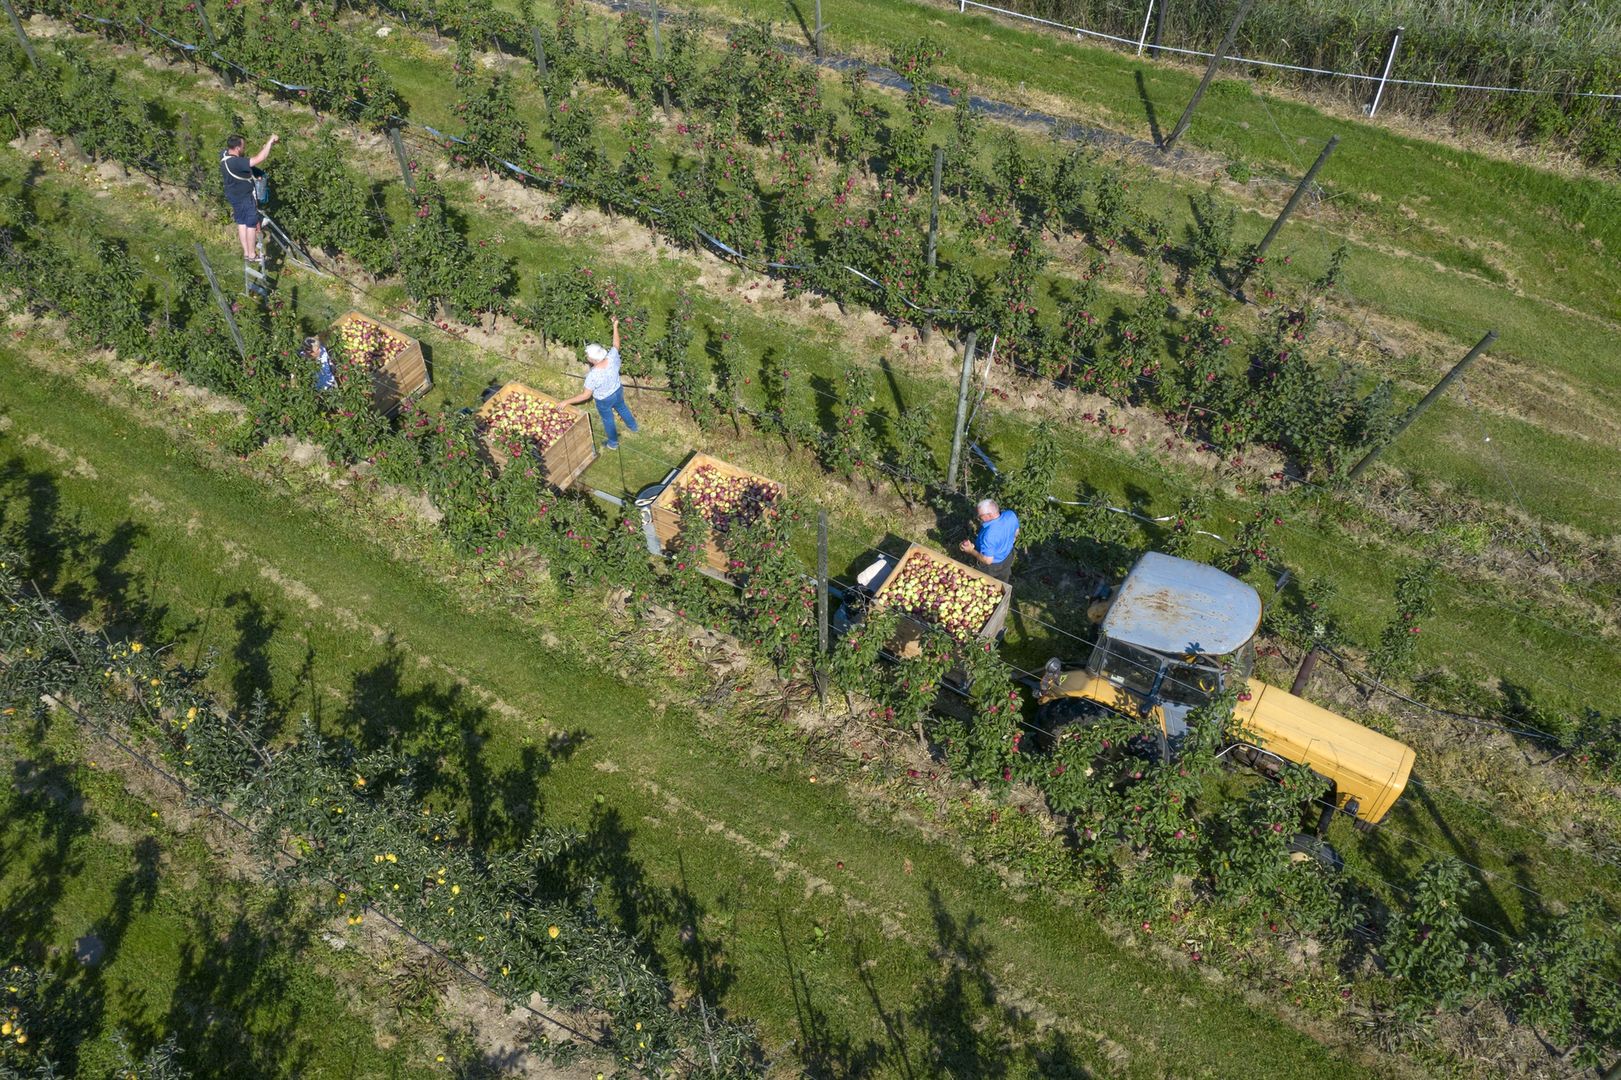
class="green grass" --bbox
[0,712,440,1077]
[0,341,1392,1078]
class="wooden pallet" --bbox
[475,381,596,490]
[649,452,784,578]
[325,310,430,416]
[873,543,1013,657]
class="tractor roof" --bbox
[1102,552,1262,657]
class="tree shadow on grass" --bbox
[780,885,1095,1078]
[340,638,587,853]
[156,885,331,1077]
[0,743,164,1075]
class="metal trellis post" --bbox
[194,243,248,361]
[2,0,38,71]
[1161,0,1254,149]
[947,330,978,494]
[389,125,416,192]
[1238,134,1338,292]
[193,2,233,88]
[1346,330,1497,483]
[817,511,829,656]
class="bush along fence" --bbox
[953,0,1621,168]
[5,3,1410,479]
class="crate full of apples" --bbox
[475,382,595,489]
[324,310,429,415]
[874,544,1011,652]
[649,453,783,577]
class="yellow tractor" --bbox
[1037,553,1414,841]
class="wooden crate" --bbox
[326,310,430,416]
[649,452,783,577]
[475,381,596,490]
[873,543,1013,658]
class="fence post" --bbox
[1161,0,1254,149]
[194,243,248,362]
[1135,0,1155,57]
[947,330,978,494]
[1151,0,1168,57]
[389,125,416,192]
[193,2,233,88]
[1365,25,1403,117]
[817,511,829,656]
[813,0,824,59]
[1238,134,1338,291]
[650,0,671,113]
[1,0,38,71]
[1346,330,1497,483]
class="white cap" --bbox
[585,343,608,362]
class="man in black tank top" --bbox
[220,132,278,263]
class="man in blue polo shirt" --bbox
[959,498,1019,581]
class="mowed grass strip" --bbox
[0,347,1381,1077]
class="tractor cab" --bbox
[1038,552,1415,827]
[1042,552,1260,744]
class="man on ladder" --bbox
[220,132,277,294]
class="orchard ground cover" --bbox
[0,340,1400,1079]
[3,21,1621,1063]
[0,149,1614,1070]
[4,264,1619,1076]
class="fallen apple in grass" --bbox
[880,555,1003,640]
[481,393,577,456]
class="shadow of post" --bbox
[1134,70,1164,149]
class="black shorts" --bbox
[230,199,260,227]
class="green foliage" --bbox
[887,37,943,182]
[1187,183,1236,283]
[826,365,875,479]
[726,509,816,672]
[1503,904,1621,1064]
[1383,859,1496,1012]
[515,268,597,348]
[892,400,940,503]
[1371,559,1438,680]
[998,420,1061,547]
[665,494,719,623]
[397,176,513,320]
[657,294,709,428]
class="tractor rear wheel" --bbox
[1287,833,1344,872]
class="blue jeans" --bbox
[594,387,638,446]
